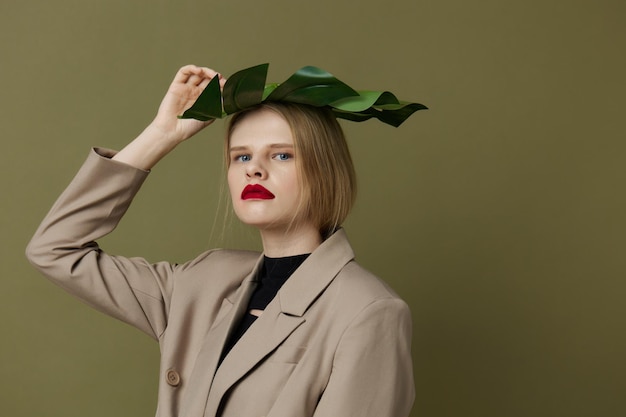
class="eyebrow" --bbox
[229,143,294,153]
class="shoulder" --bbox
[328,260,411,323]
[305,229,410,316]
[145,248,262,307]
[172,248,261,287]
[335,260,403,301]
[179,248,260,273]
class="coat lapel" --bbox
[204,302,305,416]
[278,229,355,316]
[203,229,355,417]
[179,258,262,417]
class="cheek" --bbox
[289,178,302,198]
[283,165,301,194]
[227,169,239,201]
[285,175,307,212]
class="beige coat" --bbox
[26,148,415,417]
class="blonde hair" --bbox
[226,102,357,239]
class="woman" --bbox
[26,65,416,417]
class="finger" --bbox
[197,67,227,89]
[196,76,227,96]
[173,65,224,89]
[198,66,221,79]
[198,76,212,91]
[173,64,200,84]
[192,67,224,86]
[188,73,205,86]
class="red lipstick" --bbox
[241,184,275,200]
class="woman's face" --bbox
[227,109,309,232]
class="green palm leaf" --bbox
[179,63,426,127]
[222,63,269,114]
[179,75,223,121]
[265,65,359,106]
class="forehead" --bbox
[229,109,294,148]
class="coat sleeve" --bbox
[313,297,415,417]
[25,147,175,340]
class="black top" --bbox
[221,253,310,360]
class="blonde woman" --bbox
[27,65,419,417]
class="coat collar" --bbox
[278,228,355,316]
[202,229,355,416]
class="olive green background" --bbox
[1,1,625,416]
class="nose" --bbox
[245,161,267,179]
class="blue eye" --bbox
[274,153,292,161]
[235,154,251,162]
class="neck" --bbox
[259,224,322,258]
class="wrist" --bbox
[112,124,180,170]
[145,121,185,146]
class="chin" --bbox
[234,212,282,230]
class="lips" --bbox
[241,184,275,200]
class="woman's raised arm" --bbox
[113,65,225,170]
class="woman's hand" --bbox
[112,65,225,170]
[152,65,226,144]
